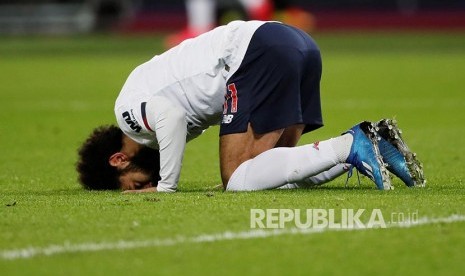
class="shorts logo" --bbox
[122,110,142,133]
[223,83,239,114]
[222,114,234,124]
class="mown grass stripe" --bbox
[2,214,464,260]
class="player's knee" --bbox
[225,159,252,191]
[220,158,244,188]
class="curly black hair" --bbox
[76,125,123,190]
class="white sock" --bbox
[329,133,353,163]
[227,140,343,191]
[278,134,353,190]
[278,163,350,189]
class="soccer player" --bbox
[77,20,424,193]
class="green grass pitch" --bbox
[1,31,464,275]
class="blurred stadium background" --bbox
[1,2,465,273]
[1,0,465,35]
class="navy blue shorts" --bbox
[220,22,323,136]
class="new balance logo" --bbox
[222,114,234,124]
[122,110,142,133]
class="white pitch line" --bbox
[2,214,465,260]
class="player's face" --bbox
[119,170,154,191]
[118,146,160,191]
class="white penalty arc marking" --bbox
[2,214,465,260]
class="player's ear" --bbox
[108,152,129,167]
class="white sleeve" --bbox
[145,96,187,193]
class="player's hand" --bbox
[122,187,157,194]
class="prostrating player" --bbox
[76,20,424,193]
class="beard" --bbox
[120,147,161,184]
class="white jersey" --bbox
[115,20,266,192]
